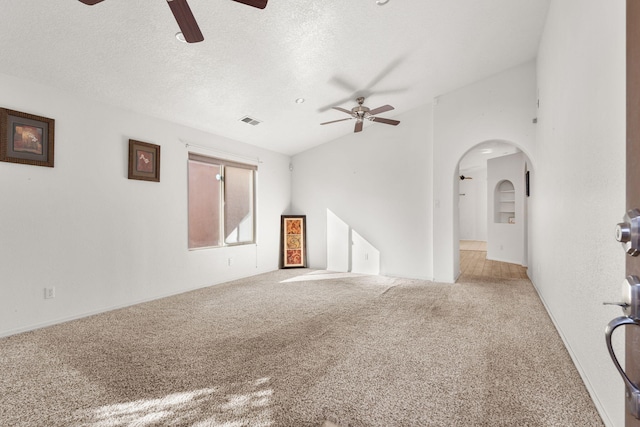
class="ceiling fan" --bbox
[78,0,268,43]
[320,97,400,133]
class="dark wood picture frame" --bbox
[0,108,55,168]
[128,139,160,182]
[280,215,307,268]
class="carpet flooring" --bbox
[0,269,604,426]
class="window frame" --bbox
[187,153,257,250]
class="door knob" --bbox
[616,209,640,256]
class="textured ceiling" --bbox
[0,0,550,156]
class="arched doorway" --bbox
[455,140,533,280]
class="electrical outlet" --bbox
[44,287,55,299]
[228,258,233,267]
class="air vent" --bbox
[240,116,262,126]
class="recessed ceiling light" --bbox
[175,32,187,43]
[481,149,493,154]
[295,98,305,104]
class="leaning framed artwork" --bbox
[0,108,55,167]
[128,139,160,182]
[280,215,307,268]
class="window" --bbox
[188,153,256,249]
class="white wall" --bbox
[0,72,291,337]
[458,167,487,242]
[531,1,625,425]
[326,209,350,272]
[433,61,537,282]
[291,104,433,279]
[487,152,526,265]
[351,230,381,275]
[291,62,536,282]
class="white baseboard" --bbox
[0,268,276,339]
[486,255,526,266]
[528,273,615,427]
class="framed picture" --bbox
[128,139,160,182]
[0,108,55,167]
[280,215,307,268]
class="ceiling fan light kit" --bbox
[320,97,400,133]
[78,0,268,43]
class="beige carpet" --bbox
[0,269,603,426]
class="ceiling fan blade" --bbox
[368,105,394,116]
[232,0,268,9]
[364,56,405,91]
[332,106,353,115]
[167,0,204,43]
[318,95,355,112]
[79,0,105,4]
[320,118,353,125]
[371,117,400,126]
[329,76,360,93]
[354,121,364,133]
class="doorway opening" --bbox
[456,140,531,281]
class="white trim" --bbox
[0,268,275,339]
[179,139,261,166]
[528,273,615,427]
[485,255,526,267]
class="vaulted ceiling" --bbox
[1,0,550,155]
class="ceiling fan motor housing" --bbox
[320,96,400,132]
[352,104,370,122]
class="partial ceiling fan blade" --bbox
[320,118,353,125]
[368,105,394,116]
[167,0,204,43]
[332,106,354,115]
[363,56,405,91]
[78,0,105,4]
[371,117,400,126]
[329,76,360,93]
[232,0,268,9]
[317,97,353,112]
[354,121,364,133]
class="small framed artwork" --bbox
[0,108,55,167]
[128,139,160,182]
[280,215,307,268]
